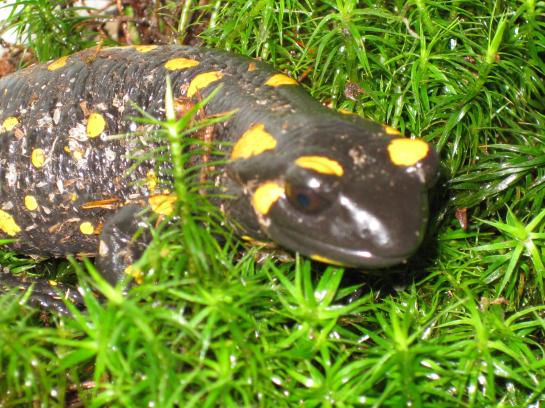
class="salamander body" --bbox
[0,45,438,286]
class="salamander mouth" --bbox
[270,223,411,268]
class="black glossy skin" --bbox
[0,45,438,293]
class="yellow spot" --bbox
[252,182,285,215]
[247,62,257,72]
[146,170,158,192]
[134,45,158,53]
[87,112,106,138]
[48,280,58,286]
[295,156,344,177]
[265,73,298,87]
[387,138,430,166]
[79,221,95,235]
[70,193,78,202]
[164,57,200,70]
[1,116,19,132]
[231,123,277,160]
[384,125,401,135]
[310,254,346,266]
[187,71,224,97]
[0,210,21,236]
[125,264,143,285]
[31,148,46,168]
[24,195,38,211]
[338,108,354,115]
[47,56,69,71]
[148,194,177,216]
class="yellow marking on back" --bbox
[384,125,401,135]
[1,116,19,132]
[252,182,285,215]
[310,254,347,266]
[47,56,69,71]
[134,45,158,53]
[0,210,21,236]
[387,138,430,166]
[79,221,95,235]
[31,148,46,168]
[24,195,38,211]
[164,57,200,70]
[338,108,354,115]
[187,71,224,97]
[149,194,177,216]
[231,123,277,160]
[265,74,298,87]
[295,156,344,177]
[87,113,106,138]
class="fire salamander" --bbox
[0,45,438,308]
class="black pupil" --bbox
[286,184,326,213]
[297,193,311,208]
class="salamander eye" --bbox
[285,182,330,213]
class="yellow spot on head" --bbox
[247,62,257,72]
[47,56,69,71]
[148,194,177,216]
[80,221,95,235]
[70,193,78,202]
[295,156,344,176]
[187,71,224,97]
[24,195,38,211]
[146,170,158,192]
[87,112,106,138]
[31,148,46,168]
[164,57,200,70]
[265,73,298,87]
[252,182,285,215]
[384,125,401,135]
[387,138,430,166]
[231,123,277,160]
[0,209,21,236]
[310,254,347,266]
[1,116,19,132]
[134,45,158,53]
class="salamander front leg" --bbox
[96,204,150,285]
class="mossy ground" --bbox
[1,1,545,406]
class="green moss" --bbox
[1,0,545,406]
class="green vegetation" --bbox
[1,0,545,406]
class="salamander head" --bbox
[238,121,439,268]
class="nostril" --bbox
[360,226,371,238]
